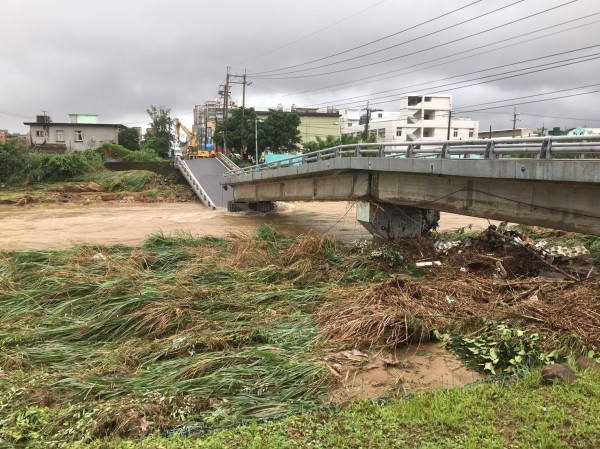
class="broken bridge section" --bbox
[175,157,233,209]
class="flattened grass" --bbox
[0,229,379,446]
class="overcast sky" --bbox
[2,0,599,134]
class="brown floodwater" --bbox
[0,201,504,250]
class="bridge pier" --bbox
[356,201,440,239]
[227,201,275,213]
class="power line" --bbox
[251,0,578,79]
[304,45,600,108]
[327,53,600,109]
[232,0,390,67]
[270,14,600,102]
[0,108,32,119]
[453,83,600,112]
[454,89,600,114]
[518,112,600,122]
[246,15,600,111]
[248,0,484,75]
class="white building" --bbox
[340,93,478,143]
[24,114,123,152]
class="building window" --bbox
[378,128,385,139]
[423,130,430,138]
[377,113,383,118]
[35,130,44,137]
[74,130,83,142]
[424,97,432,102]
[468,129,474,138]
[56,130,64,142]
[396,127,402,137]
[453,128,458,138]
[408,96,420,106]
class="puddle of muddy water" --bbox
[328,342,483,403]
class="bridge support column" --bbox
[227,201,275,213]
[356,201,439,239]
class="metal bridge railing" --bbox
[224,135,600,177]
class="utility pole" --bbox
[227,70,251,157]
[204,107,209,149]
[364,101,370,139]
[446,110,452,140]
[230,71,249,157]
[241,71,246,157]
[222,67,231,153]
[512,107,521,138]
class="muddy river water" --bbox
[0,201,505,250]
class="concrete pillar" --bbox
[356,201,440,239]
[227,201,275,213]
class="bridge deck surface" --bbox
[184,158,233,208]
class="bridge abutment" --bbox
[356,201,440,239]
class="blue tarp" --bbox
[263,153,303,166]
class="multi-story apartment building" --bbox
[193,98,237,149]
[341,93,478,143]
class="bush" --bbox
[0,139,31,185]
[96,143,161,162]
[0,141,103,185]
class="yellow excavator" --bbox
[174,118,214,159]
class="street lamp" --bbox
[333,122,342,145]
[254,119,262,168]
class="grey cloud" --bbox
[2,0,599,133]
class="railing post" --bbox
[407,143,415,158]
[355,145,360,157]
[334,147,340,158]
[539,138,552,159]
[441,143,450,159]
[316,151,322,161]
[484,141,496,159]
[378,145,385,157]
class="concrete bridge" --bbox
[220,135,600,238]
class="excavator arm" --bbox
[174,118,213,159]
[174,118,196,147]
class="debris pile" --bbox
[320,224,599,352]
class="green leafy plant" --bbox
[436,322,561,375]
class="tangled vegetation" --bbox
[0,226,599,447]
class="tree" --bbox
[303,133,376,152]
[260,109,301,152]
[118,127,140,151]
[214,107,257,156]
[141,105,173,158]
[215,108,301,161]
